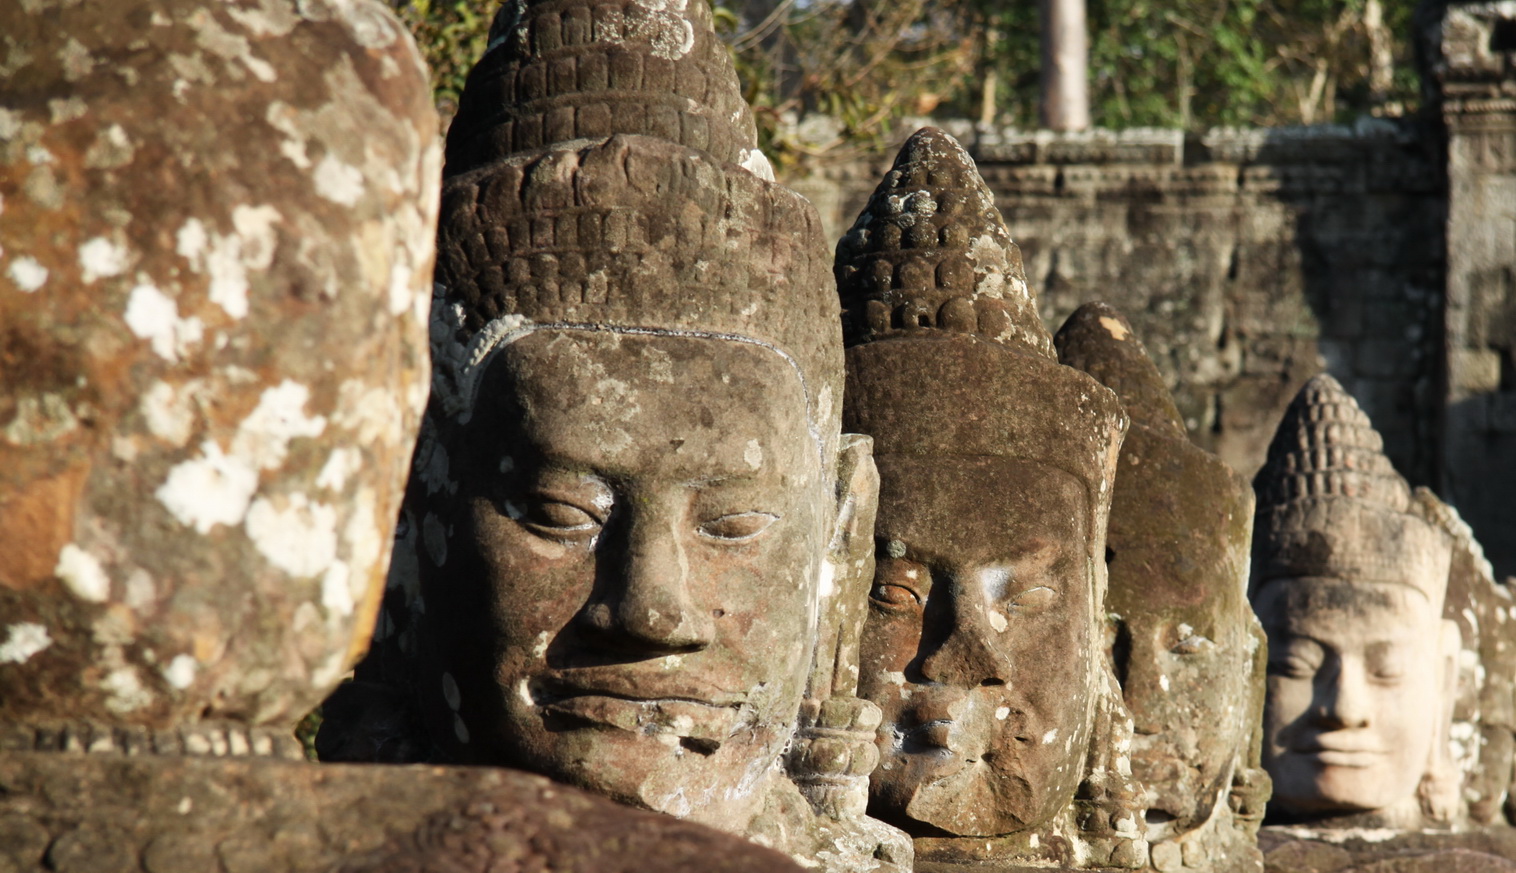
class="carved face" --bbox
[1257,578,1443,816]
[417,329,826,829]
[1111,592,1251,839]
[858,455,1094,836]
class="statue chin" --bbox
[900,758,1039,837]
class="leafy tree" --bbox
[386,0,1422,150]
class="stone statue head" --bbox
[1251,374,1458,825]
[389,0,871,838]
[0,0,438,733]
[839,129,1128,846]
[1056,303,1267,852]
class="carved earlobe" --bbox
[787,434,883,819]
[1419,617,1466,823]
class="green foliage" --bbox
[391,0,502,119]
[953,0,1421,129]
[388,0,1422,149]
[294,706,323,761]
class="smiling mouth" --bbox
[531,680,747,751]
[1293,743,1385,768]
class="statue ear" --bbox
[829,434,880,576]
[1419,617,1465,823]
[800,435,880,704]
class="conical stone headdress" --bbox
[840,128,1125,570]
[1252,374,1451,605]
[1055,303,1252,610]
[431,0,837,428]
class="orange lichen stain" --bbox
[0,461,89,591]
[1097,316,1130,342]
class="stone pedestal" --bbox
[0,747,804,872]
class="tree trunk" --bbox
[1365,0,1394,107]
[1040,0,1090,131]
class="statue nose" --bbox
[580,505,715,653]
[917,574,1014,688]
[1317,661,1372,729]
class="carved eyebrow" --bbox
[1006,540,1063,572]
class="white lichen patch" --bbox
[995,705,1010,720]
[55,544,111,603]
[817,559,836,598]
[343,488,383,575]
[79,236,128,282]
[627,0,694,59]
[387,260,415,316]
[245,493,338,578]
[156,441,260,533]
[1041,729,1058,744]
[8,256,48,292]
[124,284,204,361]
[232,204,281,270]
[320,560,354,617]
[316,447,361,491]
[162,654,198,690]
[744,439,763,470]
[313,153,365,206]
[101,665,153,713]
[987,609,1008,632]
[188,5,277,81]
[2,393,79,445]
[175,205,280,320]
[738,148,776,182]
[141,379,203,447]
[176,217,208,261]
[230,380,327,471]
[334,379,400,444]
[84,123,136,170]
[0,623,52,664]
[124,569,156,610]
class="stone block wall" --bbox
[786,0,1516,575]
[1429,1,1516,581]
[790,120,1446,491]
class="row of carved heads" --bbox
[5,1,1512,872]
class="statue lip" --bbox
[530,673,749,744]
[1293,735,1386,766]
[901,720,955,750]
[532,672,748,708]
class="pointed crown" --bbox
[1054,303,1186,440]
[1251,374,1451,603]
[1055,303,1253,611]
[432,0,838,409]
[840,130,1125,568]
[834,127,1051,357]
[445,0,762,178]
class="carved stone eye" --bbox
[524,500,600,534]
[870,582,921,609]
[1172,634,1215,656]
[698,511,778,542]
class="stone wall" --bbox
[785,109,1516,573]
[1430,1,1516,584]
[790,121,1445,490]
